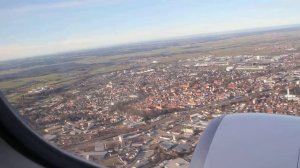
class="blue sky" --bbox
[0,0,300,60]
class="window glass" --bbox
[1,1,300,167]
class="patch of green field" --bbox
[8,93,28,104]
[0,68,26,75]
[90,64,132,75]
[75,47,180,65]
[0,64,52,75]
[101,157,122,167]
[0,73,63,90]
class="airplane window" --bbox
[0,0,300,167]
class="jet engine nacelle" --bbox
[190,113,300,168]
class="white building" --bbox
[284,87,299,101]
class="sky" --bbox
[0,0,300,61]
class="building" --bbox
[163,158,189,168]
[284,87,299,101]
[236,65,266,70]
[182,127,194,135]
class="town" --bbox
[1,1,300,167]
[16,50,300,167]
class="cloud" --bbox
[0,0,131,14]
[0,0,129,22]
[0,0,92,14]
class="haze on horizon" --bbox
[1,0,300,61]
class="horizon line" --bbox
[1,23,300,63]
